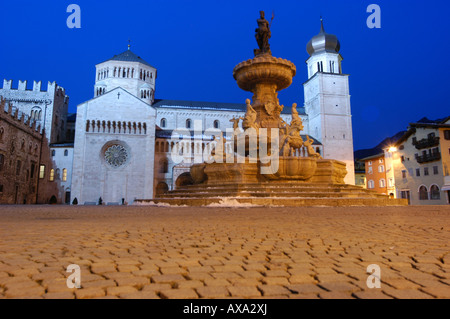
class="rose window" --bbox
[104,145,128,167]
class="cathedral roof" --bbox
[307,19,340,56]
[102,50,155,68]
[153,99,306,115]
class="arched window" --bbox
[31,107,42,120]
[51,150,56,157]
[213,120,220,129]
[368,180,374,189]
[62,169,67,182]
[430,185,440,200]
[378,165,385,173]
[49,169,55,182]
[160,159,169,174]
[186,119,192,129]
[419,186,428,200]
[160,118,167,128]
[379,179,386,188]
[55,169,60,180]
[64,149,68,156]
[0,127,4,142]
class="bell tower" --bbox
[94,44,157,105]
[304,19,355,185]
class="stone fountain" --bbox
[137,12,407,207]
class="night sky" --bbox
[1,0,449,151]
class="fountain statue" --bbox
[139,12,408,207]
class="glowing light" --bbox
[388,146,397,153]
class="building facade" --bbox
[392,117,450,205]
[0,98,59,204]
[0,80,69,144]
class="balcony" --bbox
[413,136,440,150]
[416,152,441,164]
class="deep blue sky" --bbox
[1,0,449,151]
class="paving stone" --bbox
[106,286,138,296]
[319,291,355,299]
[0,206,450,299]
[120,291,160,299]
[352,290,393,299]
[196,286,230,298]
[74,287,106,299]
[257,285,291,297]
[227,285,261,298]
[286,284,326,294]
[159,288,199,299]
[383,289,435,299]
[318,282,361,292]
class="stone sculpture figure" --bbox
[242,99,259,132]
[291,103,304,131]
[255,11,272,56]
[230,117,243,135]
[304,135,322,159]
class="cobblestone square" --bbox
[0,205,449,299]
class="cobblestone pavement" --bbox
[0,205,449,299]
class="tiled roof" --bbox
[153,99,306,115]
[102,50,155,68]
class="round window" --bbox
[104,144,128,167]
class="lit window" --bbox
[62,169,67,182]
[49,169,55,182]
[39,165,45,179]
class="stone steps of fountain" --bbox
[162,184,382,197]
[160,191,384,199]
[137,197,407,207]
[136,182,408,206]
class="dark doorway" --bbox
[65,192,71,204]
[14,186,19,204]
[49,195,58,205]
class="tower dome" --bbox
[306,19,340,56]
